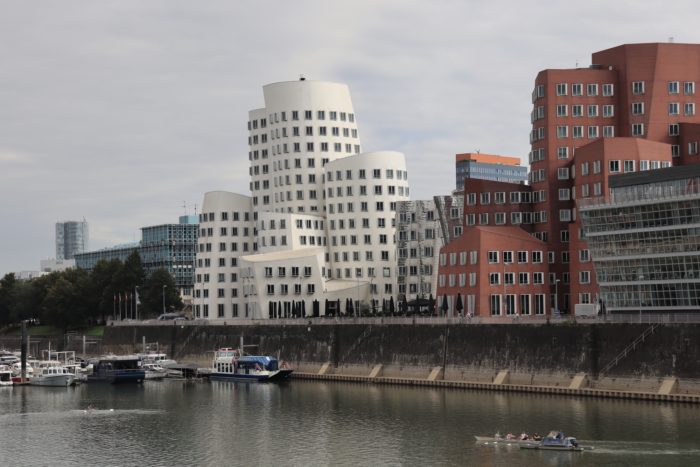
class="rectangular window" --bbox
[632,81,645,95]
[587,105,598,117]
[689,141,699,155]
[609,160,620,173]
[602,83,614,96]
[632,102,644,115]
[603,126,614,137]
[603,105,614,117]
[556,83,567,96]
[685,103,695,116]
[572,126,583,138]
[556,104,568,117]
[557,126,568,138]
[488,251,499,264]
[572,105,583,117]
[669,102,680,115]
[668,81,679,94]
[685,81,696,95]
[557,147,569,159]
[632,123,644,136]
[587,83,598,96]
[588,126,599,138]
[624,160,635,173]
[572,83,582,96]
[557,167,569,180]
[669,124,680,136]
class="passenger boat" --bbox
[0,365,13,386]
[520,431,591,451]
[28,365,76,387]
[209,348,293,382]
[88,355,145,384]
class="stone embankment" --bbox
[100,320,700,403]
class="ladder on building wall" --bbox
[339,325,373,364]
[599,323,660,376]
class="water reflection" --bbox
[1,381,699,466]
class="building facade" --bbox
[528,42,700,313]
[455,153,527,189]
[579,164,700,313]
[195,79,411,320]
[55,220,89,260]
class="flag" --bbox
[135,288,140,305]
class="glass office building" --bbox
[579,164,700,314]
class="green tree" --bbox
[88,259,123,323]
[40,268,91,331]
[0,273,18,325]
[140,268,182,318]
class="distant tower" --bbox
[56,220,89,260]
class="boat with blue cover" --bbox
[209,348,293,382]
[520,430,592,451]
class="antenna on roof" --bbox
[669,37,674,43]
[183,201,187,216]
[575,60,579,67]
[299,74,306,81]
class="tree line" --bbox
[0,251,183,330]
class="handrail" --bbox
[599,323,659,376]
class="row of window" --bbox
[248,110,356,130]
[631,102,695,116]
[250,140,361,154]
[439,269,592,288]
[555,82,615,97]
[327,168,408,182]
[200,211,251,223]
[555,125,615,139]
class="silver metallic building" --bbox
[579,164,700,314]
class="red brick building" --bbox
[438,42,700,316]
[437,226,548,317]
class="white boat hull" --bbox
[29,374,75,387]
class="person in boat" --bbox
[519,433,529,440]
[506,433,515,440]
[532,433,542,441]
[494,432,502,440]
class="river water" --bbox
[1,380,699,466]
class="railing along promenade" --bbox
[107,312,700,326]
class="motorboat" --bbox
[88,355,145,384]
[520,431,592,451]
[139,352,177,368]
[0,350,19,365]
[28,365,76,387]
[209,347,293,382]
[0,365,13,386]
[474,434,538,446]
[142,363,168,380]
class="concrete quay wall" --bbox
[101,322,700,398]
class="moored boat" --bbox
[209,348,293,383]
[0,365,13,386]
[88,355,145,384]
[28,365,76,387]
[142,363,168,380]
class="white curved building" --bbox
[196,79,412,320]
[194,191,254,319]
[248,79,361,215]
[324,151,409,306]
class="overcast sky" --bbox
[1,0,698,275]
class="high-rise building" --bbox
[195,79,410,320]
[455,153,527,189]
[55,220,89,260]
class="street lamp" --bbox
[134,286,139,321]
[162,285,167,315]
[638,274,644,324]
[554,279,561,316]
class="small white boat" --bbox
[209,347,293,383]
[28,366,76,387]
[0,365,13,386]
[143,363,168,380]
[139,352,177,368]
